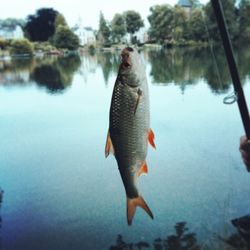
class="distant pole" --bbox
[211,0,250,139]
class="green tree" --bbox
[239,0,250,42]
[111,14,126,43]
[188,8,206,41]
[24,8,59,41]
[97,12,111,46]
[148,4,174,44]
[172,6,188,42]
[53,25,79,50]
[123,10,144,43]
[0,38,8,50]
[204,0,238,41]
[54,13,68,30]
[10,38,34,56]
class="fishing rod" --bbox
[211,0,250,139]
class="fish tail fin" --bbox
[127,196,154,225]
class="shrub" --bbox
[33,41,56,53]
[10,39,34,56]
[0,38,8,50]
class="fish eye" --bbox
[126,47,134,52]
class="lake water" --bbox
[1,46,250,250]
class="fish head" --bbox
[119,47,144,88]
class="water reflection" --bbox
[0,54,81,93]
[147,47,233,94]
[0,58,34,85]
[94,45,250,94]
[1,46,250,249]
[109,222,201,250]
[89,45,250,94]
[203,47,231,94]
[237,45,250,83]
[1,46,250,94]
[78,52,98,83]
[31,54,81,93]
[109,221,250,250]
[96,51,119,85]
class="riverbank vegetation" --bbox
[0,0,250,57]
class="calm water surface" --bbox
[1,46,250,249]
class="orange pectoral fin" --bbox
[105,131,115,158]
[137,162,148,177]
[148,129,156,149]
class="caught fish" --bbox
[105,47,156,225]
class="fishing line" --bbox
[200,4,238,195]
[200,4,230,101]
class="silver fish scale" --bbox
[110,79,149,171]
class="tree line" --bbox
[24,8,79,50]
[1,0,250,56]
[0,8,80,55]
[98,0,250,46]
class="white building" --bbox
[134,27,148,44]
[73,24,96,46]
[123,27,148,44]
[0,25,24,39]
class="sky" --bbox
[1,0,209,29]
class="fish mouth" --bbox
[123,61,131,68]
[121,54,131,68]
[121,47,133,68]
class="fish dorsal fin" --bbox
[127,196,154,225]
[105,131,115,158]
[148,129,156,149]
[137,162,148,177]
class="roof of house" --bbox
[0,24,22,32]
[84,27,93,31]
[177,0,192,7]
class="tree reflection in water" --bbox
[109,220,250,250]
[93,45,250,96]
[31,54,81,93]
[109,222,201,250]
[146,46,233,94]
[0,54,81,93]
[97,52,114,85]
[1,45,250,95]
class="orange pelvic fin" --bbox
[105,131,115,158]
[137,162,148,177]
[148,129,156,149]
[127,196,154,225]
